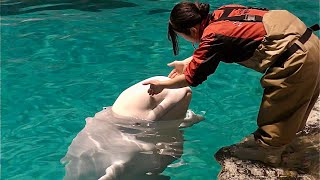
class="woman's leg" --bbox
[256,33,320,147]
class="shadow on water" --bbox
[147,8,170,15]
[0,0,138,16]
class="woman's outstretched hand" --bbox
[167,61,186,78]
[142,80,164,96]
[168,56,193,78]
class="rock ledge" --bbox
[215,98,320,180]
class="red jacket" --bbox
[184,4,268,86]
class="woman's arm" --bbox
[161,74,189,89]
[142,74,189,96]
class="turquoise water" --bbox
[1,0,319,179]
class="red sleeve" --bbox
[184,33,221,87]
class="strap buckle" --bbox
[244,14,256,21]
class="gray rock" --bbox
[215,98,320,180]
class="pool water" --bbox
[1,0,319,179]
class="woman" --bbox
[143,1,319,166]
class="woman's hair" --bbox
[168,1,210,55]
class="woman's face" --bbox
[175,25,201,44]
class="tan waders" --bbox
[235,10,320,165]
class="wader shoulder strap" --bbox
[217,14,263,22]
[270,24,319,68]
[309,24,320,31]
[216,6,268,22]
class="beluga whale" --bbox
[61,76,204,180]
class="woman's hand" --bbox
[167,61,187,78]
[142,80,164,96]
[167,56,192,78]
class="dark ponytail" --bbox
[195,2,210,19]
[168,23,179,56]
[167,1,210,55]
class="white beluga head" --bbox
[111,76,192,121]
[61,76,204,180]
